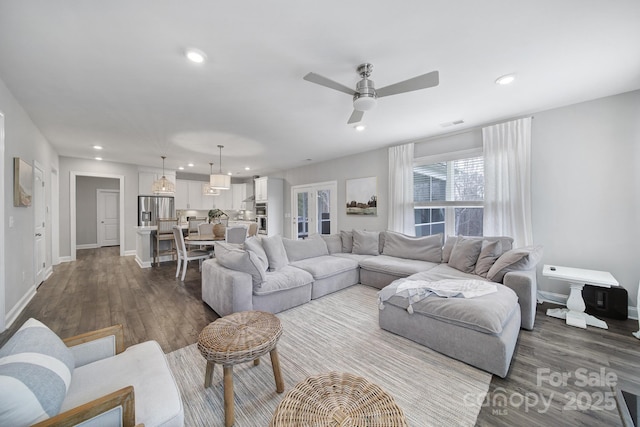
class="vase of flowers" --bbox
[208,209,228,238]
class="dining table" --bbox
[184,234,225,246]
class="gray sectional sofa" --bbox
[201,230,542,377]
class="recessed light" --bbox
[178,166,185,170]
[227,172,233,176]
[495,74,516,85]
[185,48,206,64]
[188,163,194,167]
[93,145,103,150]
[354,124,366,132]
[95,157,102,161]
[244,167,251,171]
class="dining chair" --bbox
[188,218,206,236]
[247,222,258,237]
[172,226,211,281]
[155,218,178,266]
[198,222,214,236]
[225,225,248,245]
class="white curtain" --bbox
[482,117,533,247]
[388,143,415,235]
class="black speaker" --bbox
[583,285,628,320]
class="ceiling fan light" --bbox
[353,95,377,111]
[210,173,230,190]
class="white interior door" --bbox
[291,181,337,239]
[97,189,120,247]
[34,163,46,286]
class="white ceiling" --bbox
[1,1,639,178]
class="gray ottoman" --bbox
[378,282,521,378]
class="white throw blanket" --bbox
[378,279,498,314]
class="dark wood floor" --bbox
[2,247,639,426]
[0,247,219,352]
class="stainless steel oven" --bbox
[255,203,267,217]
[257,216,267,235]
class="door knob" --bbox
[35,233,42,237]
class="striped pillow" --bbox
[0,318,74,426]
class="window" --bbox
[413,153,484,237]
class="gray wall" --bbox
[531,90,640,305]
[76,176,120,246]
[0,76,59,327]
[274,148,388,239]
[58,157,139,257]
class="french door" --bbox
[291,181,337,239]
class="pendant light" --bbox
[210,145,231,190]
[203,162,221,196]
[151,156,175,195]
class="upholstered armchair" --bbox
[0,319,183,427]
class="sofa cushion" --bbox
[262,235,289,271]
[352,230,379,255]
[359,255,439,277]
[214,242,266,287]
[282,236,329,262]
[340,230,353,253]
[474,240,503,277]
[332,253,374,263]
[244,236,268,269]
[487,245,543,283]
[382,231,443,262]
[442,235,457,263]
[382,279,519,334]
[291,255,359,280]
[409,264,484,282]
[0,318,75,426]
[448,237,483,273]
[62,340,183,427]
[253,266,314,296]
[321,234,343,254]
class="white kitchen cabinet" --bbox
[176,179,212,210]
[231,183,247,210]
[213,186,233,210]
[254,177,268,202]
[175,180,189,209]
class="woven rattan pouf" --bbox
[270,371,408,426]
[198,310,285,427]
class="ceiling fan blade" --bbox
[303,72,356,96]
[347,109,364,124]
[376,70,439,98]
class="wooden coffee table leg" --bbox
[223,365,234,427]
[253,358,260,366]
[270,347,284,393]
[205,360,215,388]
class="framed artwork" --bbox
[346,176,377,216]
[14,157,33,207]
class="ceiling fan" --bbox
[303,63,439,124]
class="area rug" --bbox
[166,284,491,426]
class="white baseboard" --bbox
[77,244,99,250]
[537,290,638,320]
[5,285,36,329]
[136,256,152,269]
[58,256,72,263]
[44,266,53,281]
[124,250,136,257]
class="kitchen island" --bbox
[135,224,188,268]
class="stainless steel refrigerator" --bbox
[138,196,175,226]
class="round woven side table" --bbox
[270,371,408,426]
[198,310,285,427]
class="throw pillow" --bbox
[474,240,503,277]
[282,237,329,262]
[340,230,353,253]
[487,245,544,283]
[448,237,483,273]
[441,235,458,263]
[261,235,289,271]
[320,234,343,254]
[214,242,267,287]
[244,236,268,270]
[352,229,379,255]
[0,318,75,426]
[382,231,443,262]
